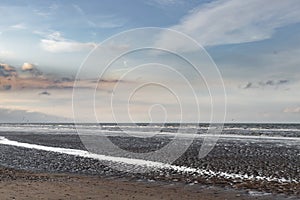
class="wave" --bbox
[0,123,299,138]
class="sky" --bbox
[0,0,300,123]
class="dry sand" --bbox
[0,168,279,200]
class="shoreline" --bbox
[0,124,299,199]
[0,167,290,200]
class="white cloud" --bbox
[0,107,70,123]
[41,39,96,53]
[0,50,15,59]
[149,0,184,6]
[283,107,300,113]
[72,4,84,15]
[40,31,96,53]
[157,0,300,50]
[47,31,65,41]
[21,62,34,71]
[71,4,124,29]
[10,23,27,30]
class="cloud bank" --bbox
[241,79,290,89]
[283,107,300,113]
[157,0,300,50]
[0,63,16,77]
[0,107,70,123]
[0,62,74,90]
[0,62,129,91]
[40,31,96,53]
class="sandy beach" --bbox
[0,123,299,199]
[0,167,284,200]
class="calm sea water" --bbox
[0,123,299,138]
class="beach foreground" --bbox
[0,167,283,200]
[0,123,299,199]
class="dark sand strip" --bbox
[0,167,289,200]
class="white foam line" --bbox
[0,136,159,167]
[0,136,298,184]
[1,126,300,141]
[200,134,300,141]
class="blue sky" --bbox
[0,0,200,72]
[0,0,300,123]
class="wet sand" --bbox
[0,133,299,197]
[0,167,280,200]
[0,124,299,199]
